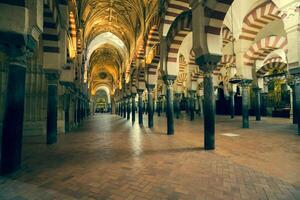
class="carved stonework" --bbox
[147,84,155,92]
[45,69,60,84]
[137,89,143,95]
[162,74,176,86]
[195,54,222,73]
[240,79,252,88]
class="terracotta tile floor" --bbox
[0,113,300,200]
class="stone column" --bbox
[138,89,144,125]
[123,98,127,118]
[120,100,123,116]
[81,99,85,120]
[78,98,82,123]
[1,45,27,175]
[64,93,70,132]
[144,100,148,115]
[132,93,136,124]
[165,77,175,135]
[174,93,181,119]
[45,70,60,144]
[127,96,131,120]
[295,82,300,135]
[147,85,155,128]
[253,87,261,121]
[196,53,222,150]
[241,80,252,128]
[292,85,297,124]
[203,70,215,150]
[289,75,300,134]
[157,96,161,117]
[229,91,235,119]
[189,90,196,121]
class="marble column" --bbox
[198,96,203,117]
[241,80,252,128]
[165,78,175,135]
[45,70,60,144]
[147,85,155,128]
[294,81,300,135]
[174,93,181,119]
[189,90,196,121]
[123,98,127,118]
[292,85,297,124]
[127,96,131,120]
[203,71,215,150]
[132,93,136,124]
[229,91,235,119]
[1,45,27,175]
[81,99,85,120]
[64,93,70,132]
[76,97,80,124]
[138,89,144,125]
[253,87,261,121]
[157,97,161,117]
[120,101,123,116]
[144,100,148,115]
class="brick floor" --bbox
[0,114,299,200]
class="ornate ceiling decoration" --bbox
[79,0,158,95]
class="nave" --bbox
[0,0,300,199]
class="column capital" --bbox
[45,69,60,84]
[137,89,144,95]
[147,84,155,91]
[252,86,262,92]
[163,75,176,86]
[195,54,221,73]
[174,93,181,98]
[189,90,197,94]
[3,44,30,68]
[240,79,252,87]
[131,93,137,98]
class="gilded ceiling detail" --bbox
[79,0,158,95]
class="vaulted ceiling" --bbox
[79,0,158,95]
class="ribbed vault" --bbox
[80,0,158,96]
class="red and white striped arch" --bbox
[145,14,160,55]
[257,62,287,77]
[244,36,288,67]
[145,15,161,82]
[147,44,160,76]
[189,50,198,68]
[136,42,145,61]
[130,68,138,91]
[175,55,188,88]
[222,25,234,48]
[264,56,284,64]
[239,2,281,41]
[213,54,235,76]
[166,10,192,75]
[146,26,159,54]
[163,0,190,35]
[220,54,236,65]
[204,0,233,35]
